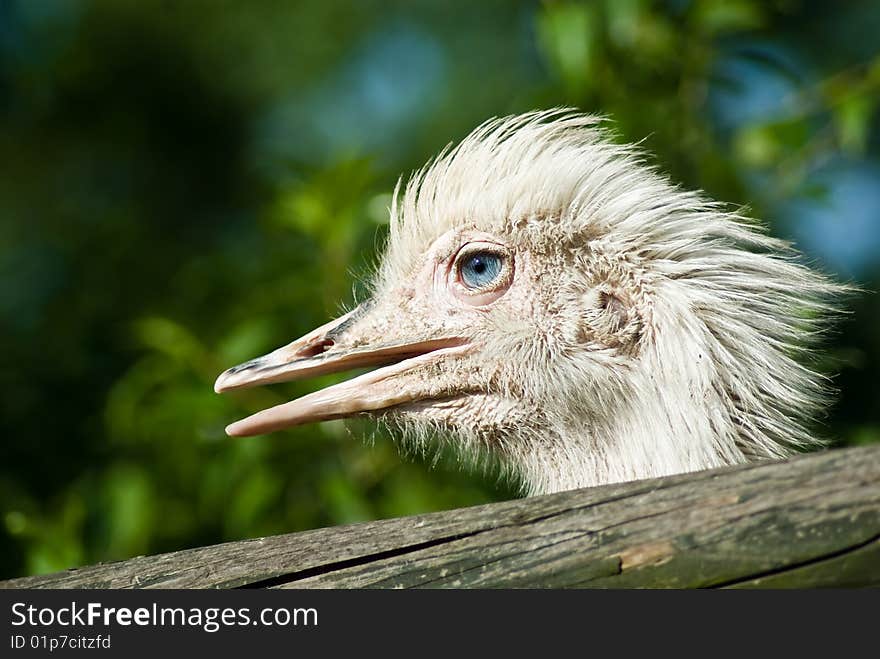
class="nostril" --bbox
[296,338,335,358]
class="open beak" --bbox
[214,303,469,437]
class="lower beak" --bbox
[214,306,468,437]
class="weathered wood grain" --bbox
[3,445,878,589]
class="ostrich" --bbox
[215,110,845,495]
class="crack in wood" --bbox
[382,530,590,589]
[238,531,488,588]
[709,532,880,589]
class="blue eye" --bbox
[459,251,504,289]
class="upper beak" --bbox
[214,303,468,437]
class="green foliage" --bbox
[1,0,878,579]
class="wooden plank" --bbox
[3,445,878,589]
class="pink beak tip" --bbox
[225,420,248,437]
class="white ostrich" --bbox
[215,110,845,495]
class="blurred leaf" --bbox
[320,472,372,524]
[225,468,284,537]
[134,317,206,370]
[217,318,278,364]
[100,463,156,558]
[693,0,765,35]
[536,1,599,94]
[733,123,782,167]
[834,93,874,155]
[606,0,675,58]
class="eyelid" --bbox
[452,242,509,268]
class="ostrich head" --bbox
[215,110,844,495]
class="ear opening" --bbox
[598,290,629,334]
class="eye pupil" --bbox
[459,251,503,289]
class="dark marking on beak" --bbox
[325,299,373,342]
[226,358,267,375]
